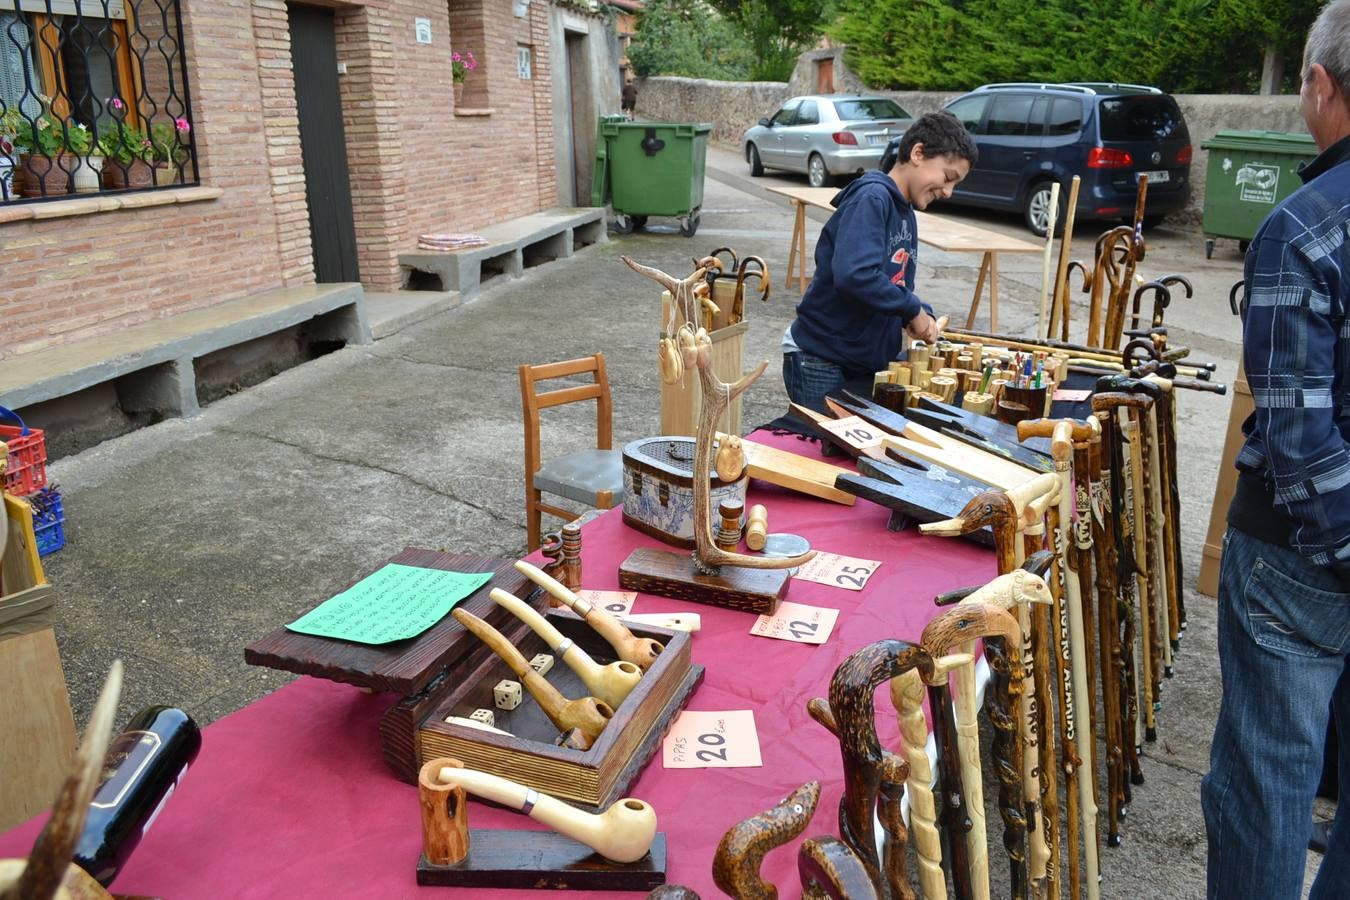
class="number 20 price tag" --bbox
[792,551,881,591]
[750,601,838,645]
[576,590,637,617]
[662,710,762,769]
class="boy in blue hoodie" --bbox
[782,111,977,412]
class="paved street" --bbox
[33,143,1326,897]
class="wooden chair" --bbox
[519,353,624,551]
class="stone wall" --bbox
[636,72,1309,224]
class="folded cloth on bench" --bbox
[417,233,488,251]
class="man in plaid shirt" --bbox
[1202,3,1350,896]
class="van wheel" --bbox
[748,144,764,177]
[1024,181,1062,237]
[808,154,834,188]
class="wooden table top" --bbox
[766,184,1043,255]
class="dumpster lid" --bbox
[1201,130,1317,153]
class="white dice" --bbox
[469,708,496,728]
[493,679,523,710]
[529,653,555,676]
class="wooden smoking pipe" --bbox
[799,836,880,900]
[515,559,665,671]
[451,609,613,749]
[488,588,642,709]
[431,759,658,863]
[712,780,820,899]
[0,660,123,900]
[922,602,1027,900]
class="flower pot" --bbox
[72,154,103,193]
[19,153,74,197]
[154,163,182,186]
[453,82,464,104]
[102,158,154,189]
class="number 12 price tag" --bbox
[750,601,838,644]
[662,710,762,769]
[792,552,881,591]
[576,590,637,617]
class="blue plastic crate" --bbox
[27,487,65,557]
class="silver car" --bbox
[742,95,914,187]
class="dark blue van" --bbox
[938,82,1193,236]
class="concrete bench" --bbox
[0,283,369,419]
[398,207,606,298]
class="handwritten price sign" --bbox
[818,415,885,451]
[1052,388,1092,402]
[663,710,762,769]
[793,551,882,591]
[750,601,839,645]
[576,590,637,617]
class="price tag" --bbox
[576,590,636,617]
[818,415,884,451]
[750,601,838,644]
[663,710,762,769]
[792,552,881,591]
[1052,388,1092,402]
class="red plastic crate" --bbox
[1,407,47,496]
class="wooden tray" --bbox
[381,610,702,810]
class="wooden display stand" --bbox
[0,494,74,832]
[659,290,747,437]
[245,549,702,810]
[1197,360,1250,597]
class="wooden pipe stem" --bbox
[488,588,642,709]
[451,608,613,746]
[431,760,657,863]
[515,560,665,671]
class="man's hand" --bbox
[905,310,941,344]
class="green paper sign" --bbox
[286,564,493,645]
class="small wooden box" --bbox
[660,289,747,437]
[245,549,702,810]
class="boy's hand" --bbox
[905,310,941,343]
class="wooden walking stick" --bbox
[1020,420,1102,900]
[926,662,973,900]
[1137,375,1176,678]
[919,479,1059,892]
[712,780,821,898]
[922,602,1022,900]
[1138,373,1184,656]
[1048,176,1082,341]
[1036,182,1060,340]
[799,836,881,900]
[1086,226,1130,348]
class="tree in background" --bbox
[707,0,835,81]
[829,0,1316,94]
[627,0,756,80]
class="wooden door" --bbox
[289,4,359,283]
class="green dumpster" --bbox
[598,120,711,237]
[1200,130,1317,258]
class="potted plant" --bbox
[7,106,89,197]
[0,110,17,200]
[451,50,477,104]
[150,117,191,186]
[99,122,155,189]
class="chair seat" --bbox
[533,449,625,507]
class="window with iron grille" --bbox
[0,0,197,202]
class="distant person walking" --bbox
[621,77,637,120]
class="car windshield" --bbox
[833,98,909,121]
[1098,95,1187,141]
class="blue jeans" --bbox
[782,352,859,414]
[1201,527,1350,899]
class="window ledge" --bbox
[0,185,225,225]
[454,107,494,117]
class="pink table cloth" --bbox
[2,430,995,898]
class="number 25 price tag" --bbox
[792,551,881,591]
[663,710,762,769]
[576,589,637,617]
[750,601,838,645]
[818,415,884,451]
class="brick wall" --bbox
[1,0,584,358]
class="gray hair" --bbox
[1306,0,1350,98]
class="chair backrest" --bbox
[518,353,613,479]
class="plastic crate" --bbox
[27,486,66,557]
[1,406,48,496]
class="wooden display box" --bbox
[660,289,747,437]
[1197,360,1250,597]
[245,549,702,810]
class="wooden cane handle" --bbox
[713,781,820,898]
[1016,418,1095,442]
[1006,472,1059,517]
